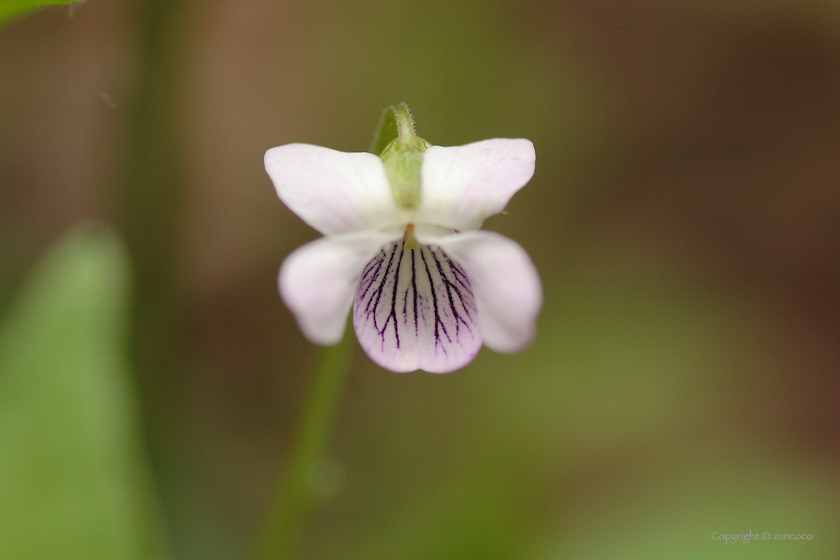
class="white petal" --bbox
[280,231,401,345]
[414,139,536,230]
[265,144,404,235]
[353,239,482,373]
[426,230,542,352]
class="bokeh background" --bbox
[2,0,840,558]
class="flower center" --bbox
[404,223,420,250]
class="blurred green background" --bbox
[2,0,840,559]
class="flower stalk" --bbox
[252,335,353,560]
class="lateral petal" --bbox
[265,143,404,235]
[414,139,535,230]
[353,239,482,373]
[279,231,400,345]
[428,230,542,353]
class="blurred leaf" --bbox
[0,0,79,27]
[0,223,170,560]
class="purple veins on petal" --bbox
[353,235,482,373]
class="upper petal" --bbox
[265,144,404,235]
[414,139,536,230]
[427,230,542,353]
[280,230,401,345]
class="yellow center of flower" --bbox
[404,223,420,250]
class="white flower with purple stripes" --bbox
[265,110,541,373]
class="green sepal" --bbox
[372,103,429,210]
[370,107,399,157]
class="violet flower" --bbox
[265,110,541,373]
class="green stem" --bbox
[118,0,189,536]
[253,335,354,560]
